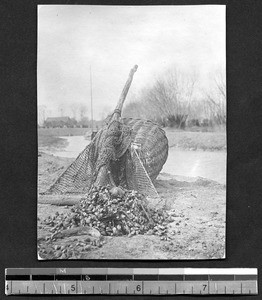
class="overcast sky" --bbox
[38,5,225,120]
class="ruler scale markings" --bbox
[80,280,83,293]
[5,268,258,295]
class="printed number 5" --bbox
[71,284,76,292]
[203,284,207,291]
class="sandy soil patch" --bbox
[38,153,225,260]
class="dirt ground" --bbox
[38,152,226,260]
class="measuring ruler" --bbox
[5,268,258,295]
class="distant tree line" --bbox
[41,116,102,129]
[122,67,226,131]
[38,102,105,129]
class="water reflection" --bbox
[162,149,226,184]
[42,136,226,185]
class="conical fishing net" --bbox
[42,65,168,200]
[43,117,168,201]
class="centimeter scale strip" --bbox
[5,268,258,295]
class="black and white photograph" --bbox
[37,5,226,260]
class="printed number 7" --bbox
[203,284,207,291]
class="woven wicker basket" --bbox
[122,117,168,181]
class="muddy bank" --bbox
[38,153,225,260]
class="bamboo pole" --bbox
[112,65,138,121]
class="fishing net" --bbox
[43,118,168,200]
[130,146,162,206]
[42,65,169,201]
[43,117,168,200]
[44,119,129,194]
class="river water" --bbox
[46,136,226,185]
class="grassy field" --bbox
[165,129,226,151]
[38,128,90,150]
[38,127,226,152]
[38,127,90,137]
[38,135,69,149]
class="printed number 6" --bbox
[136,285,141,292]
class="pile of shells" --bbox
[38,236,105,260]
[41,185,175,239]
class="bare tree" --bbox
[70,104,78,119]
[122,67,226,130]
[122,68,199,128]
[78,103,88,120]
[204,69,226,126]
[58,104,65,117]
[99,105,112,121]
[141,68,198,128]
